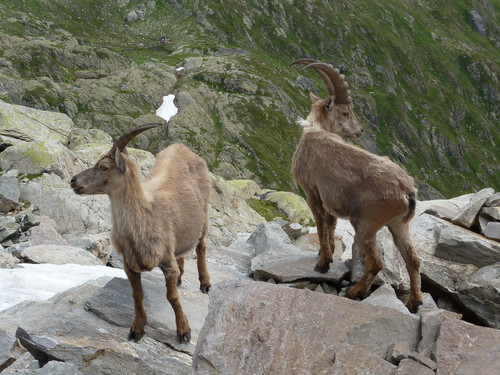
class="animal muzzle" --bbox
[70,176,85,195]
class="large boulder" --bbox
[262,190,313,225]
[435,317,500,375]
[451,188,494,228]
[0,99,73,145]
[0,141,82,181]
[225,179,262,199]
[208,175,265,248]
[411,213,500,328]
[19,173,111,235]
[19,245,102,266]
[192,280,421,374]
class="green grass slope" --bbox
[0,0,498,197]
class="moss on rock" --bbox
[264,191,313,226]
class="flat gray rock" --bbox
[252,251,349,284]
[20,245,102,266]
[483,222,500,241]
[4,279,191,375]
[434,223,500,267]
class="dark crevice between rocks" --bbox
[15,327,60,367]
[420,275,486,328]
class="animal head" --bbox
[291,59,363,138]
[70,123,163,196]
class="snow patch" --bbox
[155,94,178,122]
[0,263,126,312]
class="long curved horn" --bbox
[290,59,336,97]
[114,122,164,151]
[303,62,351,104]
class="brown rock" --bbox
[192,280,420,374]
[435,318,500,375]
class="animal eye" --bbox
[99,164,109,172]
[343,112,350,118]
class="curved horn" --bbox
[303,62,351,104]
[290,59,336,97]
[114,123,164,151]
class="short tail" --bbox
[402,192,416,223]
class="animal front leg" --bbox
[160,262,191,342]
[124,264,147,342]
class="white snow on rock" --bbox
[155,94,178,122]
[0,263,126,311]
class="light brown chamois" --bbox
[71,123,211,342]
[290,59,422,312]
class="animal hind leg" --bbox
[347,229,383,300]
[326,214,338,258]
[176,256,185,286]
[196,236,211,293]
[159,261,191,342]
[307,195,332,273]
[388,221,423,312]
[124,264,147,342]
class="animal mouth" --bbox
[352,131,363,138]
[72,186,85,195]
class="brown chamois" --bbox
[290,59,422,312]
[71,123,211,342]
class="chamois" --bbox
[290,60,422,312]
[71,123,212,342]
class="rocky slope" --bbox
[0,0,498,197]
[0,102,499,374]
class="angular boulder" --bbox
[434,222,500,267]
[435,318,500,375]
[0,141,81,181]
[263,190,313,225]
[0,176,21,213]
[451,188,494,228]
[0,99,73,145]
[20,245,102,266]
[192,280,421,374]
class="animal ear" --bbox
[326,97,335,111]
[115,148,127,174]
[309,92,321,104]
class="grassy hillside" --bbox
[0,0,498,197]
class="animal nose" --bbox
[70,177,77,187]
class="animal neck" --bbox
[109,164,152,234]
[303,110,330,132]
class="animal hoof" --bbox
[314,264,330,274]
[178,330,191,343]
[406,299,423,313]
[128,330,144,342]
[200,285,211,294]
[345,286,361,300]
